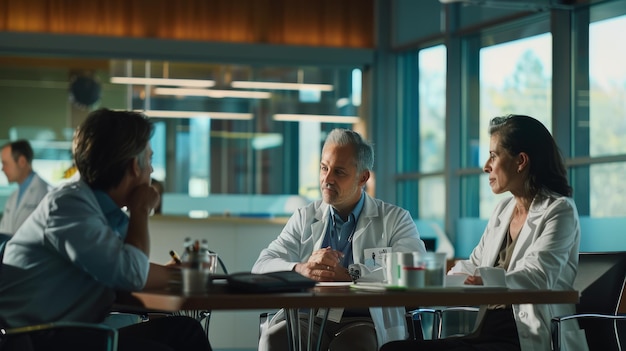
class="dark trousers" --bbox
[2,316,211,351]
[260,313,377,351]
[118,315,211,351]
[381,308,521,351]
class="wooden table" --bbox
[123,283,579,312]
[118,283,578,351]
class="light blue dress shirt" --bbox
[92,189,129,236]
[15,172,34,207]
[321,192,365,267]
[0,180,149,327]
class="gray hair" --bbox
[323,129,374,173]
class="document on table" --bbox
[477,267,507,288]
[316,282,353,287]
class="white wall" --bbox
[148,215,287,350]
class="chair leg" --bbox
[406,312,424,340]
[434,310,443,340]
[199,311,211,341]
[551,319,561,351]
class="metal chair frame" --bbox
[551,251,626,351]
[406,306,479,340]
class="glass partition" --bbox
[0,57,363,217]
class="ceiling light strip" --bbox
[273,114,360,123]
[154,87,271,99]
[111,77,215,88]
[231,81,333,91]
[138,110,253,120]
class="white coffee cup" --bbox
[381,252,399,286]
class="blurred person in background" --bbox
[0,139,51,234]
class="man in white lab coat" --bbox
[0,139,51,234]
[253,128,427,351]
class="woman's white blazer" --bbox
[450,191,588,351]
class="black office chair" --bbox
[0,234,11,255]
[551,251,626,351]
[406,307,438,340]
[0,321,118,351]
[405,307,426,340]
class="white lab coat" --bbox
[252,192,427,347]
[450,190,588,351]
[0,173,51,235]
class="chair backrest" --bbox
[573,251,626,350]
[210,250,228,275]
[0,232,12,277]
[0,233,11,256]
[575,252,626,315]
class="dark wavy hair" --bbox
[489,114,571,197]
[73,108,154,190]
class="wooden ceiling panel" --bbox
[0,0,374,48]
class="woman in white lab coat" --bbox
[381,115,588,351]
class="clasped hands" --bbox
[294,247,352,282]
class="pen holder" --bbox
[181,250,218,294]
[182,268,210,294]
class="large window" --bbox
[585,10,626,217]
[397,44,446,220]
[419,46,447,175]
[455,14,552,220]
[589,16,626,158]
[477,33,552,217]
[391,0,626,257]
